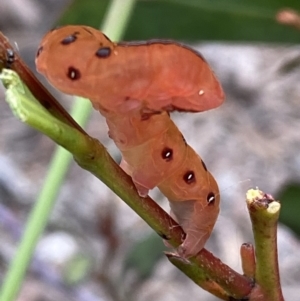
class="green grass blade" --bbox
[0,0,137,300]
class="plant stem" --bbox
[247,189,284,301]
[0,1,137,300]
[167,253,229,300]
[240,243,256,279]
[0,69,254,300]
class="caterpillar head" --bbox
[36,25,115,99]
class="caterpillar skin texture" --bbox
[36,26,224,114]
[36,25,224,258]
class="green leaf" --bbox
[278,183,300,236]
[59,0,300,43]
[123,233,165,280]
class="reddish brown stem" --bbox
[240,243,256,279]
[0,30,260,301]
[167,253,229,300]
[193,249,253,298]
[0,31,86,134]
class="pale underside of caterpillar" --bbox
[35,25,225,258]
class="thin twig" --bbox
[247,189,284,301]
[0,32,86,134]
[0,69,254,299]
[240,243,256,279]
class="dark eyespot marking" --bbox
[207,192,215,205]
[61,34,78,45]
[183,171,196,184]
[95,47,111,58]
[6,49,15,67]
[161,147,173,161]
[36,46,43,58]
[67,66,81,80]
[102,33,112,42]
[201,160,207,171]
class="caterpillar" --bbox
[35,25,225,258]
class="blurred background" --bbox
[1,0,300,300]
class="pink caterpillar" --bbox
[36,25,224,257]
